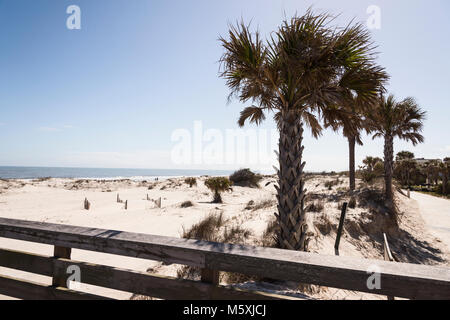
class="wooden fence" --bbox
[0,217,449,300]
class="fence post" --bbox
[52,246,72,288]
[334,202,348,256]
[383,233,395,300]
[201,268,219,298]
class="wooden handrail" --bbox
[0,248,285,300]
[1,218,450,299]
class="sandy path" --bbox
[410,191,450,251]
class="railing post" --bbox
[201,268,219,285]
[52,246,71,288]
[383,233,395,301]
[201,268,219,299]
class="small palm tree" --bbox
[204,177,233,203]
[396,151,415,161]
[219,10,387,250]
[366,94,426,209]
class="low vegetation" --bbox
[305,200,324,213]
[180,200,194,208]
[229,168,262,188]
[181,212,225,242]
[184,177,197,187]
[357,156,384,184]
[324,178,342,190]
[178,212,254,283]
[250,199,276,211]
[204,177,233,203]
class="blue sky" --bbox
[0,0,449,172]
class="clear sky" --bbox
[0,0,449,172]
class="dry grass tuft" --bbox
[178,212,254,283]
[305,200,324,213]
[184,177,197,187]
[348,196,356,209]
[251,199,276,211]
[181,212,225,242]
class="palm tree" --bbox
[204,177,233,203]
[219,10,387,250]
[323,101,368,191]
[396,151,415,161]
[366,95,426,210]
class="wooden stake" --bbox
[84,198,90,210]
[124,200,128,210]
[334,202,347,255]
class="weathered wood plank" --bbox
[0,275,109,300]
[52,246,71,287]
[0,218,450,299]
[0,248,290,300]
[201,268,219,285]
[0,248,53,276]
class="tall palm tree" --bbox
[219,11,387,251]
[366,95,426,210]
[322,101,368,191]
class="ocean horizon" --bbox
[0,166,235,180]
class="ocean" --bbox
[0,166,232,180]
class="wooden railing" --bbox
[0,218,449,300]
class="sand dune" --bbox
[0,176,448,300]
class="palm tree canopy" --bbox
[219,10,388,136]
[367,94,426,144]
[396,151,415,161]
[321,100,367,145]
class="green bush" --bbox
[229,168,262,188]
[204,177,233,203]
[184,177,197,187]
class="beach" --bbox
[1,175,448,300]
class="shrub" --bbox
[204,177,233,203]
[182,212,225,242]
[244,200,255,210]
[223,226,253,243]
[178,213,253,283]
[324,178,341,190]
[251,199,276,211]
[305,200,324,212]
[229,168,262,188]
[348,196,356,209]
[260,218,279,248]
[180,200,194,208]
[184,177,197,187]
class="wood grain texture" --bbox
[52,246,71,287]
[1,218,450,299]
[0,275,109,300]
[0,248,290,300]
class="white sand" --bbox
[0,176,448,300]
[410,191,450,251]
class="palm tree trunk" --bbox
[275,111,308,251]
[384,134,394,206]
[348,135,356,191]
